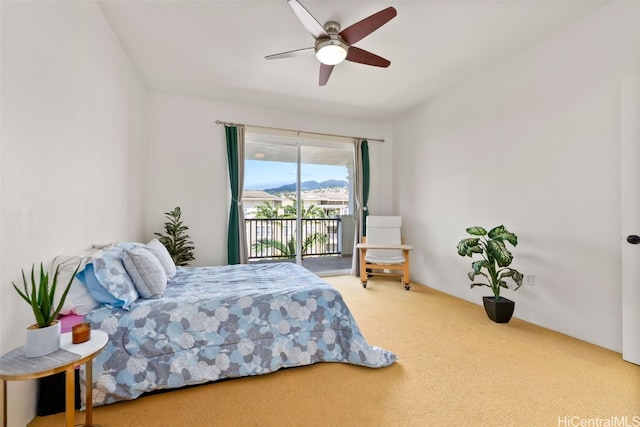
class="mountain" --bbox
[264,179,347,194]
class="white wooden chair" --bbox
[356,216,413,290]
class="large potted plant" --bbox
[456,225,524,323]
[154,206,195,266]
[12,262,79,357]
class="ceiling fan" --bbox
[265,0,397,86]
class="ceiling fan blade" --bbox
[265,47,314,60]
[339,7,397,46]
[345,46,390,68]
[287,0,328,40]
[319,64,334,86]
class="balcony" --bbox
[245,217,354,274]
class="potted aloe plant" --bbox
[456,225,524,323]
[12,262,79,357]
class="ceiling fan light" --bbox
[315,40,348,65]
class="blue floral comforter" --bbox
[81,262,396,406]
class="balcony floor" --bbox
[249,254,353,276]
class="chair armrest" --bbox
[356,243,413,251]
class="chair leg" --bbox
[359,249,368,288]
[403,250,410,290]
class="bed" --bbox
[50,241,397,409]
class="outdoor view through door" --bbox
[243,133,355,275]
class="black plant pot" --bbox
[482,296,515,323]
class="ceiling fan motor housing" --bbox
[314,21,349,65]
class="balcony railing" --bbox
[246,218,342,259]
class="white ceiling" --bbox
[98,0,607,121]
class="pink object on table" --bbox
[58,314,85,334]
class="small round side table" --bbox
[0,330,107,427]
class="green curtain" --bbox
[225,126,241,264]
[361,140,370,236]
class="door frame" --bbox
[621,74,640,365]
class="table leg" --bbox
[85,361,93,426]
[65,367,74,427]
[3,380,7,427]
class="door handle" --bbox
[627,235,640,244]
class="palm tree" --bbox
[254,202,280,218]
[251,197,329,258]
[251,233,328,258]
[282,198,326,219]
[255,198,326,219]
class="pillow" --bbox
[89,246,139,310]
[80,264,124,308]
[50,250,100,315]
[145,238,177,279]
[92,241,143,251]
[123,248,167,299]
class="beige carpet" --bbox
[30,276,640,427]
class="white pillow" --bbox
[145,238,177,279]
[50,250,101,315]
[123,248,167,299]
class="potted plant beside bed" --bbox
[456,225,524,323]
[154,206,195,266]
[12,262,79,357]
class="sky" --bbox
[244,160,348,190]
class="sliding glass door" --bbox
[243,133,354,274]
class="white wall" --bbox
[393,2,640,351]
[145,93,394,266]
[0,1,147,425]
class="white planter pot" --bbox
[25,320,61,358]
